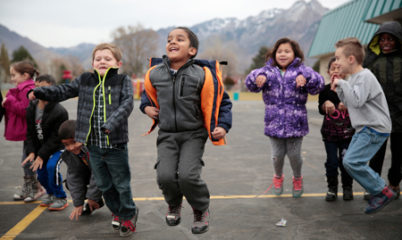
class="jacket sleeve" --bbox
[139,90,152,114]
[86,173,103,202]
[300,65,325,95]
[37,106,69,161]
[245,67,268,92]
[217,91,232,132]
[3,88,31,118]
[102,75,134,132]
[318,86,329,115]
[63,153,88,207]
[33,76,81,102]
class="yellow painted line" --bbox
[0,192,373,206]
[0,205,46,240]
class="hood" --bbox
[368,21,402,55]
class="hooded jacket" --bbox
[364,21,402,132]
[33,68,133,145]
[245,58,324,138]
[141,56,232,146]
[25,100,68,162]
[3,79,35,141]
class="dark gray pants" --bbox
[156,128,209,212]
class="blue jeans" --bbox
[343,127,389,195]
[37,150,66,198]
[88,144,136,220]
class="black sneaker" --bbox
[363,191,371,200]
[111,214,120,232]
[165,204,182,226]
[325,190,337,201]
[191,209,209,234]
[119,208,139,237]
[365,186,396,214]
[343,187,354,201]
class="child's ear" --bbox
[348,55,355,64]
[117,61,122,67]
[189,47,197,57]
[23,72,30,80]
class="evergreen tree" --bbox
[11,46,37,67]
[0,44,10,77]
[245,46,270,74]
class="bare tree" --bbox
[112,24,159,77]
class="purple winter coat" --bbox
[245,58,324,138]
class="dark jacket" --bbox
[364,21,402,132]
[0,90,4,122]
[25,100,68,162]
[33,68,134,145]
[62,146,102,207]
[318,84,354,141]
[140,56,232,145]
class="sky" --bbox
[0,0,351,48]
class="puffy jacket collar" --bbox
[162,55,194,73]
[266,57,302,70]
[368,21,402,55]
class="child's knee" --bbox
[157,171,177,185]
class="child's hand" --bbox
[21,153,35,167]
[87,199,101,211]
[69,206,83,221]
[255,75,267,88]
[338,102,347,112]
[1,97,7,107]
[30,156,44,171]
[323,100,336,115]
[296,75,306,88]
[104,129,111,134]
[144,106,159,119]
[212,127,226,139]
[28,91,36,100]
[330,75,339,91]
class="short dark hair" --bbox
[36,74,56,86]
[174,27,199,58]
[335,38,365,64]
[268,38,304,67]
[327,56,336,71]
[58,120,76,140]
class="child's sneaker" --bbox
[292,176,303,198]
[13,176,30,201]
[342,187,354,201]
[325,187,337,201]
[40,194,54,207]
[191,209,209,234]
[273,174,284,195]
[165,204,182,226]
[119,208,139,237]
[365,186,396,214]
[48,198,68,211]
[112,214,121,232]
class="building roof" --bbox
[308,0,402,58]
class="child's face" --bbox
[10,67,29,85]
[328,61,344,79]
[334,47,352,75]
[275,43,295,69]
[36,81,51,88]
[61,138,83,155]
[92,49,121,76]
[166,29,197,65]
[379,33,397,54]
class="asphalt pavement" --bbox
[0,98,400,240]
